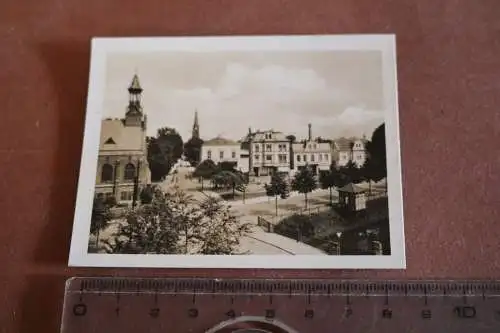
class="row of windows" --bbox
[254,143,288,152]
[340,153,365,161]
[96,192,115,200]
[97,191,134,201]
[253,154,288,163]
[297,154,330,163]
[96,191,135,202]
[207,150,237,159]
[101,163,136,182]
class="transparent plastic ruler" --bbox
[61,278,500,332]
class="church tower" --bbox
[192,110,200,139]
[124,74,144,127]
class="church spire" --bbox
[125,73,143,127]
[192,110,200,139]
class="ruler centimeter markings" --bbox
[61,278,500,333]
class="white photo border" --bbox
[68,34,406,269]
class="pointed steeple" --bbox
[192,110,200,139]
[128,74,142,94]
[125,73,144,127]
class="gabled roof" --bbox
[251,130,288,142]
[338,183,366,193]
[203,136,238,146]
[334,137,353,150]
[99,119,144,151]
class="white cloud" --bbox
[107,62,384,141]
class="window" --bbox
[207,150,212,159]
[254,154,260,160]
[278,154,287,163]
[101,163,113,182]
[278,144,287,152]
[324,154,329,161]
[297,155,301,162]
[311,154,315,162]
[220,150,224,159]
[265,133,272,139]
[266,155,272,161]
[319,154,323,162]
[124,163,136,181]
[231,151,236,158]
[255,144,260,152]
[303,155,307,162]
[120,191,133,201]
[266,144,272,152]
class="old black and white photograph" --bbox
[69,35,405,268]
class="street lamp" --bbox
[331,231,342,255]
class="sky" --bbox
[102,50,386,141]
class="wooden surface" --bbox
[1,0,500,331]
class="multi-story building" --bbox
[95,74,151,205]
[292,123,332,177]
[200,137,249,173]
[245,129,291,176]
[332,136,368,167]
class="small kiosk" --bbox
[337,183,367,213]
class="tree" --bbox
[164,187,204,254]
[139,184,155,204]
[340,160,362,184]
[147,127,184,181]
[212,170,246,199]
[286,134,296,142]
[196,197,252,254]
[89,196,112,252]
[106,189,181,254]
[218,161,238,172]
[146,137,171,182]
[183,137,204,166]
[106,187,250,255]
[193,159,218,190]
[331,165,349,189]
[264,173,288,216]
[365,123,386,181]
[319,171,335,204]
[291,166,317,208]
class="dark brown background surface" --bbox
[1,0,500,331]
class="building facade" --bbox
[292,124,332,176]
[200,137,249,173]
[332,137,368,167]
[95,74,151,205]
[246,130,291,176]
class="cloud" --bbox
[107,62,384,141]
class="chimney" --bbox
[308,123,312,141]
